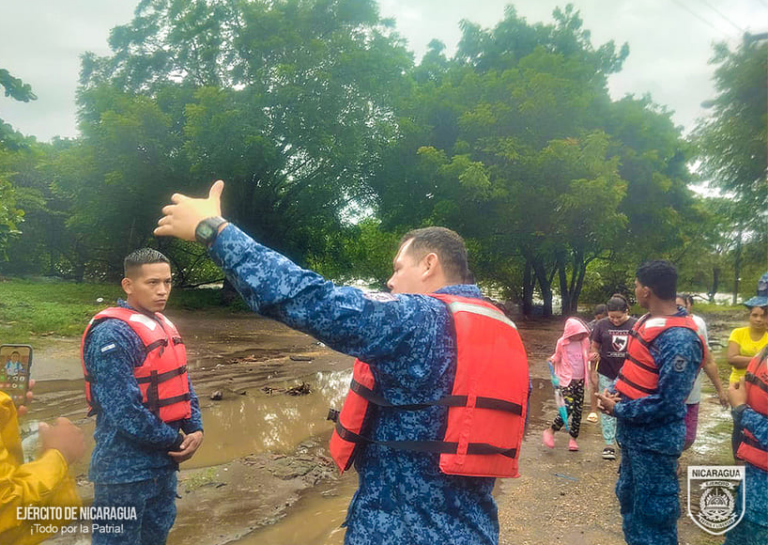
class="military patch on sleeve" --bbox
[673,355,689,372]
[100,343,117,353]
[363,292,397,303]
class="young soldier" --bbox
[81,249,203,545]
[597,260,705,545]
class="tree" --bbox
[0,68,37,257]
[694,38,768,301]
[370,5,696,315]
[75,0,412,279]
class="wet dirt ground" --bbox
[29,309,736,545]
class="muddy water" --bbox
[230,377,554,545]
[26,370,353,474]
[189,370,351,468]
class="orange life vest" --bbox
[736,347,768,471]
[81,307,192,423]
[328,294,529,478]
[615,313,707,400]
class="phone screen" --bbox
[0,344,32,407]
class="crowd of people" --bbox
[0,179,765,545]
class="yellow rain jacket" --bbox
[0,392,80,545]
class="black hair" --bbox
[124,248,171,278]
[593,304,607,316]
[400,227,469,284]
[606,293,629,312]
[636,260,677,301]
[676,293,694,307]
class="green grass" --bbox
[0,278,246,343]
[181,467,219,491]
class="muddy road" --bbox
[30,310,735,545]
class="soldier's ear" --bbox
[121,277,133,295]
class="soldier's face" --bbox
[122,263,173,314]
[387,239,427,294]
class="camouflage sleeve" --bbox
[740,407,768,448]
[181,376,203,434]
[85,321,182,449]
[612,328,702,424]
[208,224,444,368]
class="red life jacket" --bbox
[81,307,192,423]
[328,294,529,478]
[736,347,768,471]
[615,313,707,400]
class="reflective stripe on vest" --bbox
[328,294,529,478]
[615,313,708,400]
[81,307,192,423]
[736,348,768,471]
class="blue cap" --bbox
[744,272,768,308]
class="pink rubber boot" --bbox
[542,428,555,449]
[568,438,579,451]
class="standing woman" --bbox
[589,294,637,460]
[727,272,768,456]
[676,294,728,452]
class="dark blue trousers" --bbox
[91,471,177,545]
[616,448,679,545]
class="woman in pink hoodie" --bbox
[542,317,591,451]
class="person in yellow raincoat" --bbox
[0,388,84,545]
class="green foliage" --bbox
[371,5,693,315]
[694,39,768,223]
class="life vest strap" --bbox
[145,339,168,354]
[745,372,768,395]
[616,371,657,395]
[136,365,188,384]
[625,353,659,375]
[142,392,191,410]
[741,433,767,453]
[335,421,517,458]
[350,379,523,415]
[628,328,653,350]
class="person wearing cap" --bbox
[727,272,768,457]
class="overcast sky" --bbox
[0,0,763,142]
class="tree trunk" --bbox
[733,228,743,305]
[532,261,553,317]
[557,259,570,316]
[220,277,241,306]
[523,260,534,316]
[709,266,720,303]
[570,260,588,315]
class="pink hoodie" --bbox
[549,317,590,387]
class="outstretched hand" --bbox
[155,180,225,241]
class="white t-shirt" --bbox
[686,314,708,404]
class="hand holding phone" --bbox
[0,344,33,409]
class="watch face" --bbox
[196,222,216,243]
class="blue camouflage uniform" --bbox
[724,401,768,544]
[611,308,702,545]
[209,224,525,545]
[83,299,203,545]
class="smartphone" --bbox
[0,344,33,407]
